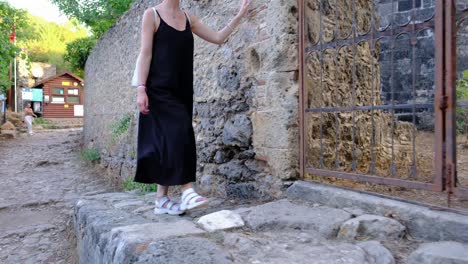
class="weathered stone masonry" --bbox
[84,0,299,198]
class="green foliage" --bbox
[456,70,468,134]
[33,117,50,125]
[122,178,158,193]
[64,36,97,77]
[51,0,135,38]
[110,114,132,140]
[0,1,28,94]
[81,148,100,161]
[20,15,89,73]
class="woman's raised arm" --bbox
[189,0,252,45]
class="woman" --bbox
[134,0,252,215]
[23,103,37,136]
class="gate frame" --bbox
[298,0,468,199]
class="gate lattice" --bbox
[298,0,468,202]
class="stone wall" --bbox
[83,0,299,198]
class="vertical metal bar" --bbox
[351,0,357,171]
[390,0,397,177]
[433,0,445,191]
[298,0,306,178]
[319,0,325,169]
[410,0,418,178]
[445,0,457,202]
[319,51,325,169]
[334,112,340,169]
[369,0,376,175]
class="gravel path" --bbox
[0,129,112,264]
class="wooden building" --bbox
[33,71,84,118]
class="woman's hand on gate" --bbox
[136,87,149,115]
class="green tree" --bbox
[0,1,28,94]
[51,0,135,37]
[19,15,88,73]
[64,36,97,77]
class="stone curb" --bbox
[73,198,211,264]
[287,181,468,242]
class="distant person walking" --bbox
[23,103,37,136]
[134,0,252,215]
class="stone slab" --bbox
[287,181,468,242]
[223,231,373,264]
[244,199,352,237]
[133,237,234,264]
[74,195,209,264]
[408,241,468,264]
[106,221,206,263]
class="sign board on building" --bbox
[22,88,32,101]
[74,105,84,117]
[22,88,43,102]
[31,89,43,102]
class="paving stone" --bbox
[224,230,372,264]
[133,237,234,264]
[338,214,406,241]
[197,210,245,232]
[244,199,352,237]
[0,129,112,263]
[408,241,468,264]
[358,241,395,264]
[112,200,146,210]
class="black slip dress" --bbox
[134,8,196,186]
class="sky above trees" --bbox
[6,0,67,24]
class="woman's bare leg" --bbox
[156,185,169,201]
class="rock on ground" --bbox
[338,214,406,241]
[408,241,468,264]
[197,210,245,232]
[358,241,396,264]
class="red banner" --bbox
[9,28,15,42]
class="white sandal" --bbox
[180,188,209,211]
[154,196,185,215]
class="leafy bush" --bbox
[110,114,132,140]
[456,70,468,134]
[122,178,158,193]
[81,148,100,162]
[34,117,49,125]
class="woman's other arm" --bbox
[136,8,158,114]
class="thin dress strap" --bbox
[183,11,191,27]
[152,8,160,30]
[152,7,160,18]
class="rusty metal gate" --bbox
[298,0,468,201]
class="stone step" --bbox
[287,181,468,242]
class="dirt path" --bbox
[0,129,112,264]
